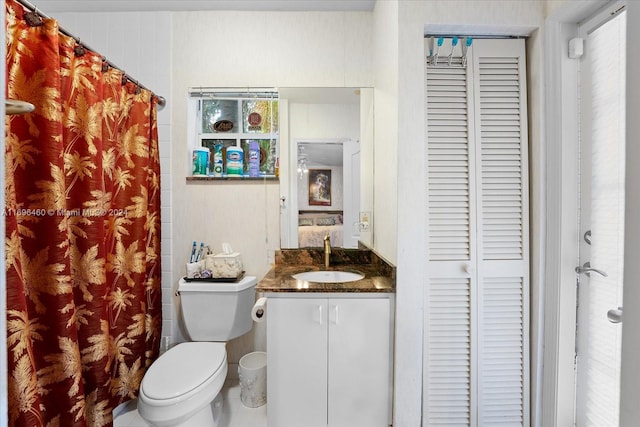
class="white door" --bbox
[342,140,360,248]
[423,38,529,426]
[327,298,391,427]
[575,6,627,426]
[267,298,328,427]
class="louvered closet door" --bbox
[424,38,529,427]
[425,54,477,427]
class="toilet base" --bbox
[143,393,223,427]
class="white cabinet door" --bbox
[267,298,328,427]
[267,295,392,427]
[328,298,391,427]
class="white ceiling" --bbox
[299,142,343,167]
[33,0,376,13]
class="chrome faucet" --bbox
[323,233,331,269]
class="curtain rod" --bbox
[424,34,529,39]
[14,0,166,110]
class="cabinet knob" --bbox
[464,264,474,275]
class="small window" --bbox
[242,100,279,134]
[201,99,238,133]
[189,88,279,179]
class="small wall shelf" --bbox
[186,175,279,183]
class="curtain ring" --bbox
[101,57,109,72]
[24,9,43,27]
[74,38,86,57]
[121,73,128,86]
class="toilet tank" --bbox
[178,276,257,341]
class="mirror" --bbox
[278,87,374,249]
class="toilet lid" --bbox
[142,342,226,400]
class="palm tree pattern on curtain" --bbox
[5,1,162,425]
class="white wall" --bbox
[288,101,359,212]
[372,2,399,266]
[171,10,372,275]
[289,102,360,141]
[372,1,403,424]
[171,10,373,358]
[359,88,375,247]
[297,166,344,211]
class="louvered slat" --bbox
[479,56,524,260]
[479,277,525,426]
[427,278,472,426]
[427,66,470,261]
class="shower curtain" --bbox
[5,1,162,426]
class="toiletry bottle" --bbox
[213,144,223,177]
[226,147,243,176]
[248,141,260,177]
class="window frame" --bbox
[187,88,279,179]
[541,1,627,426]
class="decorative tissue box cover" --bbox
[205,252,243,278]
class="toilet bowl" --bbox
[137,276,257,427]
[138,342,228,427]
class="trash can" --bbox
[238,351,267,408]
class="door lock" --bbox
[607,307,623,324]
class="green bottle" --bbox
[213,144,223,177]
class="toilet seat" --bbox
[142,342,226,400]
[138,342,228,426]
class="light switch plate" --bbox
[359,211,371,232]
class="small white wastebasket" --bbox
[238,351,267,408]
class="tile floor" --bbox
[114,379,267,427]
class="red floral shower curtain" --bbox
[5,1,162,425]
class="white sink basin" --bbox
[292,270,364,283]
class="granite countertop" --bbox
[257,248,395,293]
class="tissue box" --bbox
[205,252,243,278]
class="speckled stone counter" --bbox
[257,248,395,293]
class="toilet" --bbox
[138,276,257,427]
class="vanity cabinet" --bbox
[266,294,392,427]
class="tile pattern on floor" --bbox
[114,379,267,427]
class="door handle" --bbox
[313,305,323,325]
[575,261,608,277]
[607,306,623,324]
[330,305,339,325]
